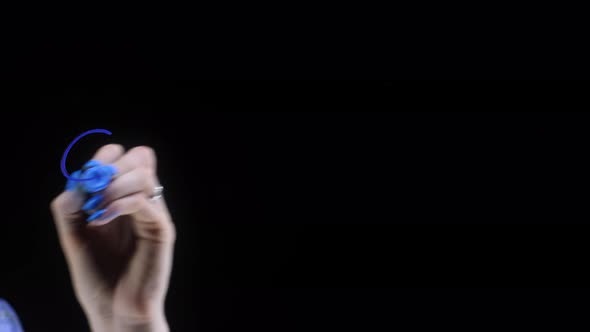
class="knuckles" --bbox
[101,144,125,157]
[50,195,62,212]
[50,192,70,213]
[140,167,156,181]
[129,146,156,167]
[109,195,143,213]
[141,217,176,243]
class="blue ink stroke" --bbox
[61,129,112,181]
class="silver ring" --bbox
[150,185,164,201]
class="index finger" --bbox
[90,144,125,165]
[110,146,157,177]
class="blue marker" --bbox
[0,298,24,332]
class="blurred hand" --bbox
[51,145,175,332]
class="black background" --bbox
[1,82,590,331]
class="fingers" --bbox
[54,144,173,244]
[91,144,125,165]
[101,168,158,205]
[86,146,174,241]
[111,146,157,178]
[88,193,175,242]
[90,193,157,225]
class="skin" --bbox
[50,144,176,332]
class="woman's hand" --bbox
[50,144,176,332]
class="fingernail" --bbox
[82,165,114,193]
[83,160,102,170]
[65,170,82,191]
[87,209,106,222]
[96,210,120,224]
[105,164,118,176]
[82,194,104,212]
[87,210,120,226]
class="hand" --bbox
[51,145,176,332]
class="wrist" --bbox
[114,315,169,332]
[87,310,169,332]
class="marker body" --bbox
[0,298,24,332]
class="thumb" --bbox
[50,189,86,252]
